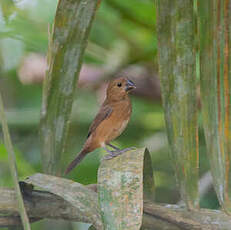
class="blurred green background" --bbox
[0,0,218,229]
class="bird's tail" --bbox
[64,149,88,175]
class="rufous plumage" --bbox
[65,77,136,174]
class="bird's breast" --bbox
[113,118,129,136]
[105,105,131,142]
[93,99,132,145]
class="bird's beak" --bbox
[125,79,136,92]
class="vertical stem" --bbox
[156,0,199,209]
[0,93,31,230]
[199,0,223,205]
[223,0,231,207]
[40,0,98,175]
[199,0,231,212]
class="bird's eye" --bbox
[117,82,122,87]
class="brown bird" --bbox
[65,77,136,174]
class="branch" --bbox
[1,187,231,230]
[0,188,89,224]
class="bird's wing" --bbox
[87,104,113,138]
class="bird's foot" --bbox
[106,143,120,151]
[118,147,137,153]
[102,147,137,161]
[102,152,118,160]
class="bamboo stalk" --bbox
[156,0,199,209]
[0,93,31,230]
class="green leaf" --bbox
[40,0,98,175]
[156,0,199,209]
[98,148,155,230]
[0,91,31,230]
[199,0,231,212]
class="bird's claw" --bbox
[117,147,137,152]
[101,151,119,161]
[101,147,137,161]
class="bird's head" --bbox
[106,77,136,101]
